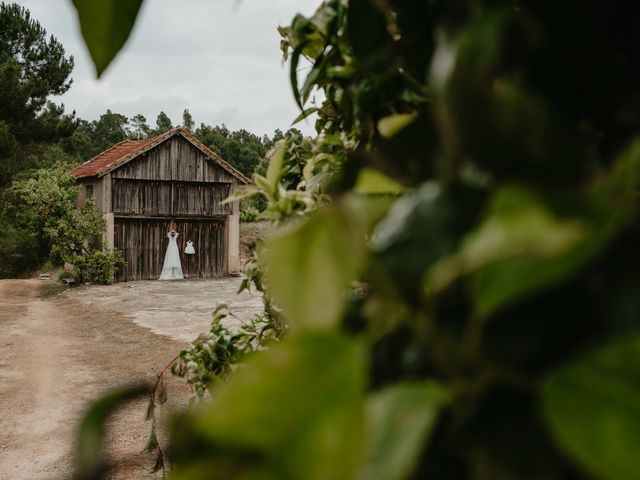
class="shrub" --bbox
[239,205,259,222]
[1,162,105,276]
[73,248,124,285]
[57,269,73,281]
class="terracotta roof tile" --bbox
[69,127,250,183]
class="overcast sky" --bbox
[15,0,320,136]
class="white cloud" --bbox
[16,0,320,136]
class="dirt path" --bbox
[0,279,191,480]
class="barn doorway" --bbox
[114,218,228,281]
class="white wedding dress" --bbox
[159,231,184,281]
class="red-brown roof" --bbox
[69,127,250,183]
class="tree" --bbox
[155,111,172,133]
[182,108,194,131]
[0,3,76,184]
[89,110,129,153]
[0,161,100,271]
[129,114,150,139]
[60,120,95,161]
[194,123,270,177]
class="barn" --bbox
[70,127,250,282]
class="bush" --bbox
[73,249,124,285]
[240,206,259,222]
[239,197,264,222]
[1,162,105,277]
[57,269,73,281]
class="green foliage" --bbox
[170,333,365,480]
[0,161,123,281]
[71,0,143,77]
[542,336,640,480]
[172,304,280,399]
[182,109,194,132]
[365,382,448,480]
[2,162,103,264]
[61,112,129,160]
[239,201,259,222]
[194,123,271,178]
[129,113,150,139]
[155,111,173,133]
[229,131,355,222]
[72,248,124,284]
[264,206,366,331]
[61,108,298,181]
[73,1,640,479]
[38,281,68,298]
[0,2,76,184]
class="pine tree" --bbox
[0,3,76,184]
[130,114,150,139]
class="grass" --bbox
[38,281,68,298]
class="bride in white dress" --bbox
[159,230,184,281]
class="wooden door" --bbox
[114,218,227,281]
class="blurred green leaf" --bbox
[365,382,448,480]
[377,113,418,139]
[346,0,390,72]
[264,207,366,330]
[354,168,405,195]
[374,183,486,299]
[462,140,640,317]
[543,335,640,480]
[292,107,319,125]
[436,11,588,184]
[221,185,262,204]
[425,186,591,316]
[71,0,144,77]
[75,384,149,480]
[290,41,310,110]
[266,141,287,186]
[173,333,365,480]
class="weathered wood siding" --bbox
[112,180,172,215]
[112,179,232,216]
[114,218,227,281]
[111,136,236,182]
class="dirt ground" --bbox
[0,277,263,480]
[239,220,271,264]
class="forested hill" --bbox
[60,109,301,178]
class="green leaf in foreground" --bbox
[425,185,587,312]
[266,140,286,186]
[377,113,418,139]
[172,333,365,480]
[354,168,405,195]
[542,335,640,480]
[71,0,144,77]
[365,382,448,480]
[264,207,366,330]
[75,384,150,480]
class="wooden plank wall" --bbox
[114,218,227,281]
[112,180,172,215]
[112,179,232,216]
[112,136,237,183]
[174,182,231,216]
